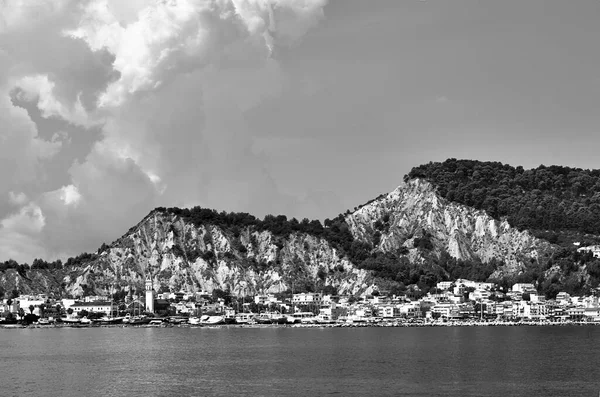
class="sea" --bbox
[1,325,599,397]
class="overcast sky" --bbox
[2,0,600,262]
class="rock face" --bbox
[65,211,372,297]
[345,179,553,276]
[5,178,558,296]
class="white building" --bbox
[70,301,113,314]
[577,245,600,258]
[254,294,277,305]
[436,281,453,291]
[512,283,537,294]
[292,293,322,305]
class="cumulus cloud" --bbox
[0,0,329,262]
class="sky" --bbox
[2,0,600,263]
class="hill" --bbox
[4,159,600,299]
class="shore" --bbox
[3,319,600,329]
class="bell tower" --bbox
[145,275,155,314]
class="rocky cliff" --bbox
[1,177,562,297]
[345,179,554,277]
[63,210,372,297]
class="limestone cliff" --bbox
[3,178,560,297]
[345,179,553,277]
[64,211,372,297]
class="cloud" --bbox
[0,0,329,262]
[12,74,95,127]
[0,203,47,262]
[8,192,28,206]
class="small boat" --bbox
[129,316,151,326]
[286,315,300,324]
[36,318,52,326]
[235,313,256,325]
[93,316,124,326]
[60,317,81,324]
[147,319,164,327]
[269,313,288,325]
[256,313,274,324]
[201,315,225,325]
[292,312,318,324]
[316,314,335,324]
[188,317,202,326]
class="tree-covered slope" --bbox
[406,159,600,243]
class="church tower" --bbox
[145,276,155,314]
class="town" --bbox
[2,276,600,328]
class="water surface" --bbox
[1,326,599,396]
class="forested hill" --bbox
[406,159,600,244]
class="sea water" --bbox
[1,326,599,396]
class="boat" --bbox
[188,317,202,326]
[201,315,225,325]
[290,312,317,324]
[129,316,151,326]
[168,316,188,325]
[36,318,52,326]
[316,314,335,324]
[297,312,318,324]
[60,317,81,324]
[270,313,288,325]
[147,319,164,327]
[285,315,300,324]
[92,316,124,326]
[256,312,287,325]
[256,313,274,324]
[235,312,256,324]
[223,308,237,324]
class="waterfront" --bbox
[2,326,600,396]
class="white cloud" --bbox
[8,192,28,206]
[12,74,98,127]
[1,203,46,235]
[0,202,48,262]
[0,0,330,262]
[59,185,82,206]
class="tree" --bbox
[67,308,73,315]
[10,289,19,299]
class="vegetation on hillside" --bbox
[407,158,600,239]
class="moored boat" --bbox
[201,315,225,325]
[235,312,256,325]
[129,316,151,326]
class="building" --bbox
[319,302,348,320]
[431,303,460,319]
[577,245,600,258]
[292,293,322,305]
[512,283,537,294]
[145,276,155,313]
[556,292,571,304]
[436,281,453,291]
[70,301,113,314]
[254,294,276,305]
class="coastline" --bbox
[4,319,600,330]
